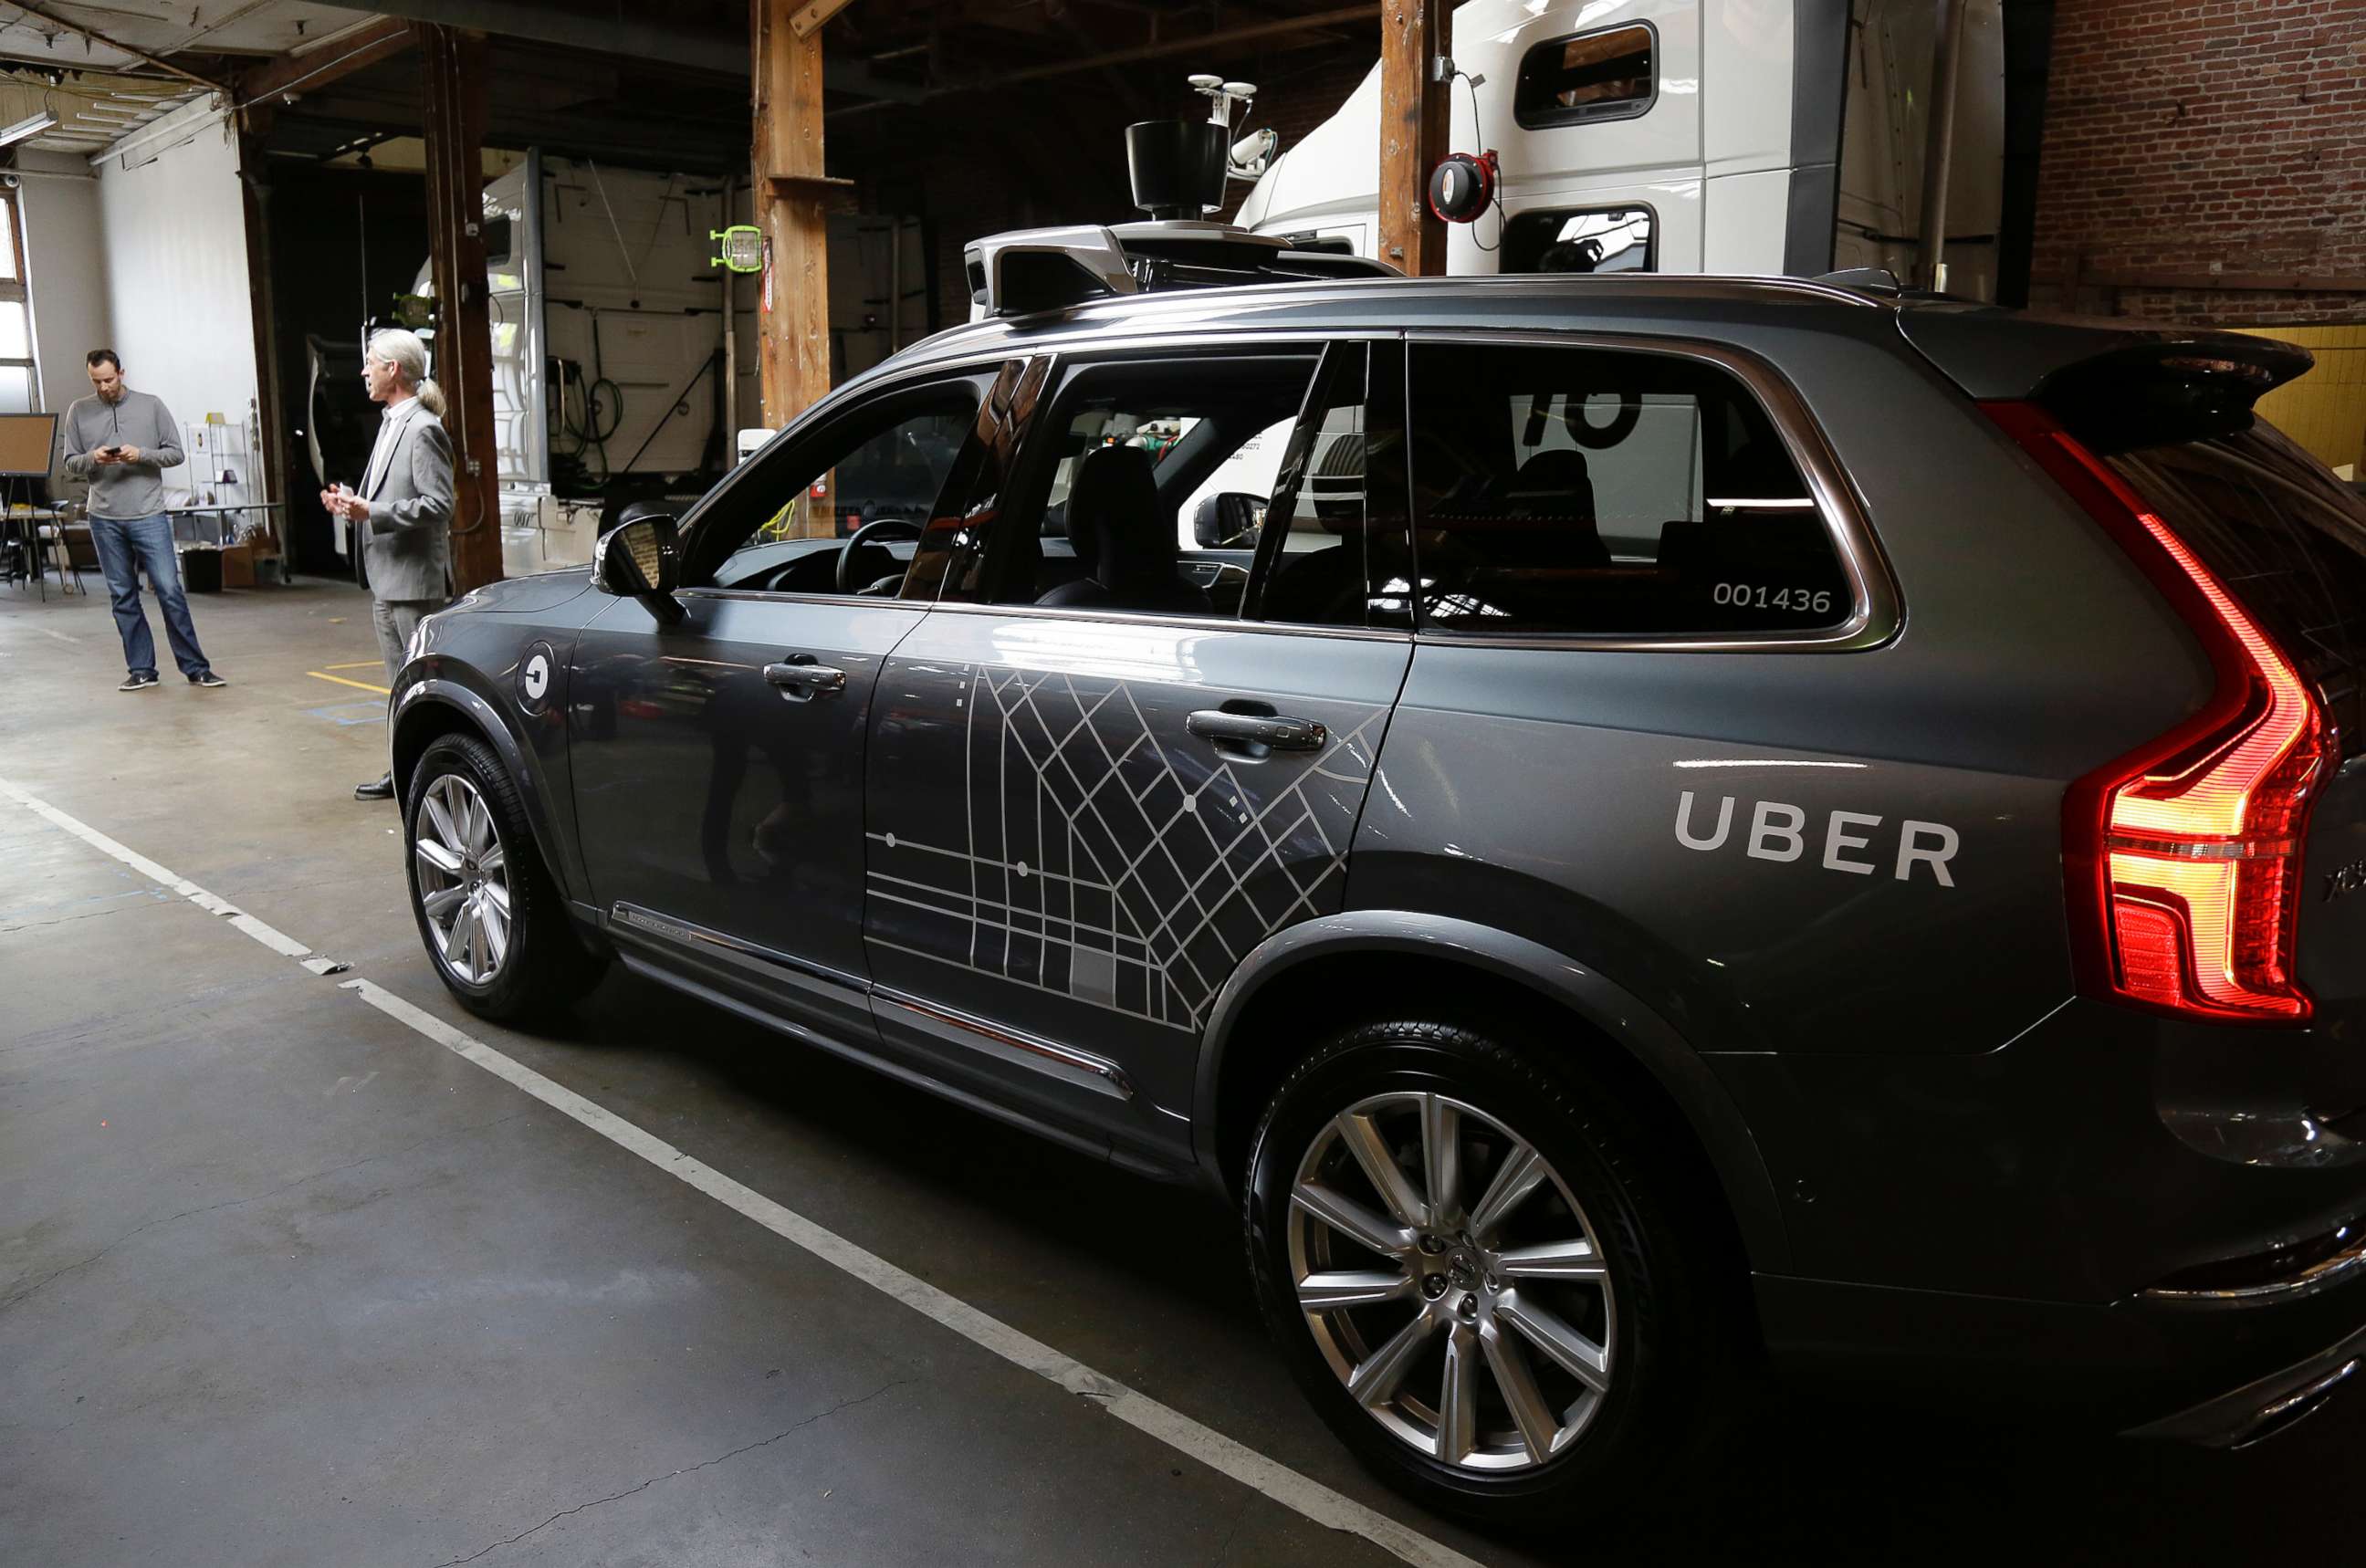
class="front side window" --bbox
[689,382,983,597]
[1409,341,1850,636]
[1513,23,1655,130]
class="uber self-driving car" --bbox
[388,226,2366,1525]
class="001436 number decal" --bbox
[1712,582,1833,614]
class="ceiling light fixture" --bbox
[0,110,58,146]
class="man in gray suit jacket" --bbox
[325,327,453,800]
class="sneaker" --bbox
[189,671,227,688]
[119,672,159,693]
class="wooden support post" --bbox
[753,0,843,537]
[420,23,503,593]
[1378,0,1450,277]
[236,107,288,576]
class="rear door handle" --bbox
[764,658,847,695]
[1187,709,1326,751]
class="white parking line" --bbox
[0,776,327,964]
[2,774,1491,1568]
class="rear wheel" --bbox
[405,732,603,1022]
[1243,1019,1729,1526]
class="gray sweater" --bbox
[62,390,184,520]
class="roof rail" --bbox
[1816,266,1903,293]
[964,219,1400,319]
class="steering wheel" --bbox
[834,516,924,593]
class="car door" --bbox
[861,340,1413,1166]
[567,364,1018,1038]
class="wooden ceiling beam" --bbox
[233,16,416,109]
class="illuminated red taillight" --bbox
[1984,402,2329,1023]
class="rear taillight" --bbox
[1984,401,2329,1023]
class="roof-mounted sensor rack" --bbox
[964,220,1399,318]
[963,74,1399,319]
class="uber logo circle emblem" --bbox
[518,643,556,714]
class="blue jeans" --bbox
[90,514,212,680]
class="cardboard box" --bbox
[219,542,256,590]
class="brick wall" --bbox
[2029,0,2366,327]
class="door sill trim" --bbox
[610,902,869,998]
[874,988,1136,1103]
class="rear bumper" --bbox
[1755,1259,2366,1438]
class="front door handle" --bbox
[1187,709,1326,751]
[764,658,847,696]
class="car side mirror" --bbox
[1193,491,1264,549]
[593,514,685,624]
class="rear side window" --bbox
[1513,23,1655,129]
[1408,341,1852,636]
[2110,423,2366,745]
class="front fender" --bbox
[1193,911,1792,1273]
[391,666,586,907]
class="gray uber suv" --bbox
[389,267,2366,1526]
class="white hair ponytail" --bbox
[367,327,446,417]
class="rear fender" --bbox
[1194,911,1791,1272]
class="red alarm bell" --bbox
[1427,150,1499,225]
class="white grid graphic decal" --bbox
[867,666,1385,1032]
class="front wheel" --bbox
[1242,1019,1730,1526]
[405,731,604,1022]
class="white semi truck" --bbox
[1238,0,2008,298]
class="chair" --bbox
[37,502,86,596]
[1034,445,1212,615]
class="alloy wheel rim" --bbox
[1286,1091,1616,1472]
[412,773,511,986]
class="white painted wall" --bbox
[93,99,257,496]
[17,153,108,415]
[15,151,110,486]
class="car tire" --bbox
[1242,1019,1731,1527]
[404,731,605,1023]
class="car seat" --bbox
[1034,445,1213,614]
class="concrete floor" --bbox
[5,577,2364,1567]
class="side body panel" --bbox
[568,591,926,1023]
[864,609,1410,1164]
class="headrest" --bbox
[1065,444,1152,570]
[1065,444,1171,589]
[1507,448,1596,517]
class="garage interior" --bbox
[4,3,2365,1564]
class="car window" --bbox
[983,354,1314,621]
[975,346,1405,631]
[700,392,979,596]
[1408,341,1850,636]
[1246,344,1409,630]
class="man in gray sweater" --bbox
[62,350,224,691]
